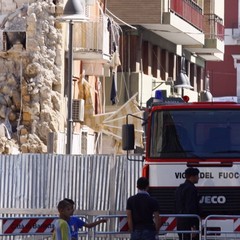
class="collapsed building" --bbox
[0,0,66,153]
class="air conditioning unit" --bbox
[72,99,84,122]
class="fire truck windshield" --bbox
[149,109,240,159]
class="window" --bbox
[149,109,240,159]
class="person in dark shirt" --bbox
[175,167,200,240]
[126,177,160,240]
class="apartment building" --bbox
[206,0,240,101]
[106,0,224,106]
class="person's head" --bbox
[185,167,199,184]
[137,177,149,190]
[57,199,74,220]
[63,198,75,215]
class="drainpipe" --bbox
[233,55,240,102]
[127,29,131,99]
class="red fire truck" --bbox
[122,92,240,234]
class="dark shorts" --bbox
[131,229,157,240]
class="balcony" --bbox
[185,13,224,61]
[153,0,205,46]
[170,0,203,31]
[107,0,204,46]
[66,15,110,63]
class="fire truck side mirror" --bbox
[122,124,135,150]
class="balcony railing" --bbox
[204,14,224,41]
[170,0,203,31]
[71,15,110,56]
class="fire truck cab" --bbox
[122,91,240,236]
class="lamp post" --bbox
[61,0,89,154]
[66,20,73,155]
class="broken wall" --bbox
[0,0,65,153]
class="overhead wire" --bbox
[106,8,137,30]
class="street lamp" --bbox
[174,54,193,90]
[62,0,89,154]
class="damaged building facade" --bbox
[0,0,66,154]
[0,0,119,154]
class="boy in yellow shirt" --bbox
[53,200,73,240]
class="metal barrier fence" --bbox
[2,213,240,239]
[0,215,87,239]
[93,214,240,240]
[203,215,240,239]
[159,214,201,239]
[93,214,201,240]
[93,214,129,239]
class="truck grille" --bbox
[149,187,240,217]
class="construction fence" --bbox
[0,154,143,211]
